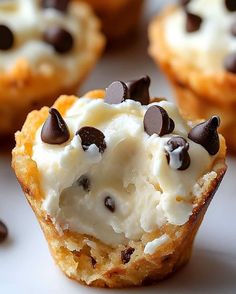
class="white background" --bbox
[0,1,236,293]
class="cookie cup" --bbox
[12,91,226,288]
[148,6,236,153]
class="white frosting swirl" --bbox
[0,0,99,85]
[165,0,236,72]
[32,97,215,246]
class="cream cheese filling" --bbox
[32,97,214,246]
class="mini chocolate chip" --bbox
[185,11,202,33]
[91,257,97,268]
[76,175,91,192]
[188,116,220,155]
[121,247,135,264]
[225,0,236,12]
[104,196,115,212]
[76,126,106,153]
[104,81,128,104]
[144,105,175,137]
[165,136,190,170]
[224,53,236,74]
[0,220,8,243]
[41,108,70,144]
[230,22,236,36]
[125,76,150,105]
[43,27,74,54]
[41,0,70,12]
[0,24,14,50]
[179,0,191,6]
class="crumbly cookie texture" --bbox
[12,77,227,288]
[0,0,105,135]
[148,0,236,153]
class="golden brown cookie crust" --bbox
[12,93,227,288]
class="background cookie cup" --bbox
[148,4,236,153]
[0,0,105,136]
[78,0,144,44]
[12,84,226,288]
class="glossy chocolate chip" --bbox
[165,136,190,170]
[41,108,70,144]
[43,27,74,54]
[188,116,220,155]
[185,11,202,33]
[225,0,236,12]
[41,0,70,12]
[121,247,135,264]
[0,220,8,243]
[0,24,14,50]
[125,76,151,105]
[144,105,175,137]
[104,81,128,104]
[179,0,191,6]
[231,22,236,36]
[91,257,97,268]
[224,53,236,73]
[76,126,106,153]
[76,175,91,192]
[104,196,115,212]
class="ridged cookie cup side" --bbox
[148,6,236,153]
[12,93,227,288]
[0,1,105,137]
[80,0,144,44]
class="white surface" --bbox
[0,1,236,293]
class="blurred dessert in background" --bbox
[149,0,236,153]
[0,0,105,137]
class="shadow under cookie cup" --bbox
[148,5,236,154]
[12,90,227,288]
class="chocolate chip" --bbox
[43,27,74,54]
[0,24,14,50]
[125,76,150,105]
[0,220,8,243]
[41,0,70,12]
[188,116,220,155]
[185,11,202,33]
[144,105,175,137]
[225,0,236,12]
[121,247,135,264]
[179,0,191,6]
[224,53,236,74]
[230,22,236,36]
[76,175,90,192]
[104,196,115,212]
[76,126,106,153]
[91,257,97,268]
[41,108,70,144]
[104,81,128,104]
[165,136,190,170]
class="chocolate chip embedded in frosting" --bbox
[185,11,202,33]
[41,108,70,144]
[224,53,236,74]
[125,76,151,105]
[165,136,190,170]
[0,220,8,243]
[41,0,70,12]
[43,27,74,54]
[144,105,175,137]
[188,116,220,155]
[104,81,128,104]
[76,126,106,153]
[0,24,14,50]
[225,0,236,12]
[121,247,135,264]
[76,175,91,192]
[104,196,115,212]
